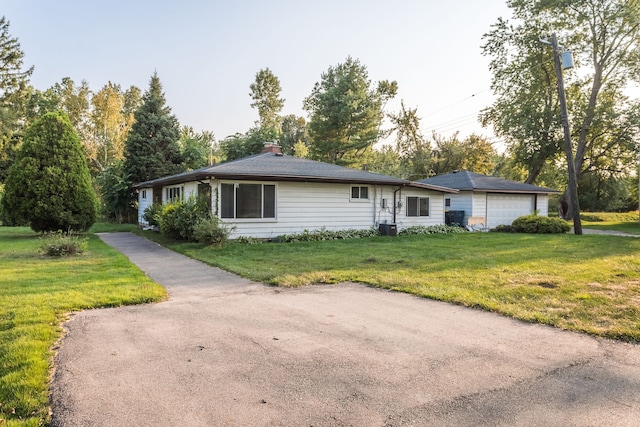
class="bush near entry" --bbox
[510,214,570,234]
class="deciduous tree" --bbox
[387,100,432,179]
[179,126,217,170]
[249,68,284,132]
[482,0,640,219]
[221,126,278,161]
[90,82,140,171]
[431,133,497,176]
[280,114,309,156]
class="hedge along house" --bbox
[134,143,457,239]
[418,170,560,229]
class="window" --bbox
[141,190,147,200]
[220,183,276,219]
[198,183,212,210]
[445,198,451,207]
[351,186,369,200]
[406,196,430,217]
[166,186,182,203]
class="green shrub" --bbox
[276,227,379,242]
[143,203,163,227]
[38,232,88,256]
[158,197,211,241]
[511,214,570,234]
[579,214,604,222]
[193,217,234,246]
[1,112,97,232]
[399,225,468,235]
[236,236,264,244]
[490,224,515,233]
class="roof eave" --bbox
[134,173,411,188]
[475,188,560,194]
[408,182,459,193]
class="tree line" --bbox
[2,0,639,230]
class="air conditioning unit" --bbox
[379,223,397,236]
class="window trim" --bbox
[220,182,277,221]
[406,196,430,217]
[141,189,147,200]
[165,186,183,203]
[350,185,370,202]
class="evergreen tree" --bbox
[0,16,34,181]
[303,57,397,165]
[1,111,97,231]
[123,72,183,185]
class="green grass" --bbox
[141,230,640,343]
[0,227,166,426]
[581,211,640,235]
[3,216,639,425]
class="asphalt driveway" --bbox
[50,233,640,426]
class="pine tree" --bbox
[123,72,183,185]
[0,16,34,181]
[303,57,397,165]
[1,111,97,231]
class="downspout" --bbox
[393,187,402,223]
[373,185,378,226]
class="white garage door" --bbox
[486,194,535,229]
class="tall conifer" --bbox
[123,72,183,185]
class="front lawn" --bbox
[0,227,166,426]
[581,211,640,235]
[146,231,640,343]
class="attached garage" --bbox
[419,171,558,229]
[486,194,535,229]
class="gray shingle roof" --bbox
[134,152,457,193]
[418,170,559,194]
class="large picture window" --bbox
[220,183,276,219]
[406,196,430,217]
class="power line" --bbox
[422,89,491,118]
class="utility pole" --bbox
[549,33,582,235]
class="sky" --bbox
[3,0,513,147]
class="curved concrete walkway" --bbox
[50,233,640,426]
[580,228,640,237]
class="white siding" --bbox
[215,181,447,238]
[218,181,376,239]
[536,194,549,216]
[472,192,488,221]
[442,191,550,228]
[445,193,473,218]
[396,188,446,229]
[138,187,153,225]
[137,179,450,238]
[374,185,396,226]
[184,182,198,199]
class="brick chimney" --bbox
[262,141,282,154]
